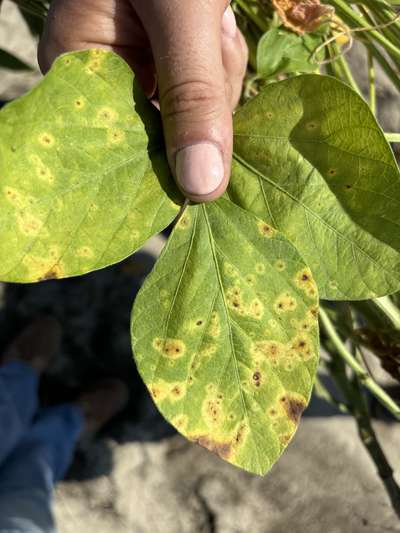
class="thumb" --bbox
[133,0,233,202]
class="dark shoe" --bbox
[77,378,129,434]
[2,317,61,374]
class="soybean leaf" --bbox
[229,74,400,300]
[0,48,32,71]
[131,197,319,475]
[0,50,181,282]
[257,27,323,78]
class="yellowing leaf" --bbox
[131,198,319,475]
[0,49,181,282]
[272,0,334,35]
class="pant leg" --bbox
[0,404,84,533]
[0,361,39,466]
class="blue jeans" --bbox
[0,362,84,533]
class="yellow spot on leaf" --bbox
[207,311,220,338]
[38,133,55,147]
[74,97,85,109]
[255,263,265,275]
[224,262,237,277]
[36,166,54,184]
[294,268,318,299]
[108,129,125,145]
[153,338,186,359]
[17,212,43,237]
[289,334,314,361]
[97,107,118,122]
[177,212,191,230]
[249,298,264,320]
[77,246,94,259]
[274,292,298,313]
[202,389,224,427]
[22,254,64,281]
[252,340,286,365]
[257,221,275,238]
[245,274,256,285]
[172,414,188,431]
[275,260,286,271]
[4,187,27,209]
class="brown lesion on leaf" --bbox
[289,333,315,361]
[274,292,298,314]
[272,0,334,35]
[279,434,292,446]
[39,268,61,281]
[251,370,263,388]
[191,422,249,461]
[279,392,307,424]
[294,268,318,299]
[192,436,232,460]
[152,338,186,359]
[257,221,275,238]
[252,340,286,367]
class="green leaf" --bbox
[229,74,400,300]
[257,28,323,78]
[0,50,181,282]
[131,197,319,475]
[0,48,32,71]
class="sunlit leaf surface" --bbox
[132,198,319,475]
[229,74,400,300]
[0,49,180,282]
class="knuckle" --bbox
[161,79,226,121]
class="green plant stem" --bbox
[373,296,400,329]
[319,307,400,419]
[330,0,400,61]
[364,40,400,92]
[368,51,377,115]
[328,357,400,519]
[385,133,400,142]
[234,0,269,33]
[331,42,362,94]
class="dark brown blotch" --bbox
[284,397,306,424]
[194,436,232,460]
[39,270,59,281]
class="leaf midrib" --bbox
[202,204,263,473]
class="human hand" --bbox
[39,0,248,202]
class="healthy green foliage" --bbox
[0,50,180,282]
[229,74,400,300]
[131,197,319,475]
[257,27,324,78]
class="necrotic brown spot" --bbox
[193,436,232,460]
[280,393,307,424]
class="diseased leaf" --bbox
[272,0,334,35]
[229,74,400,300]
[257,28,323,78]
[131,197,319,475]
[0,49,180,282]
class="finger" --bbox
[222,15,249,110]
[133,0,233,202]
